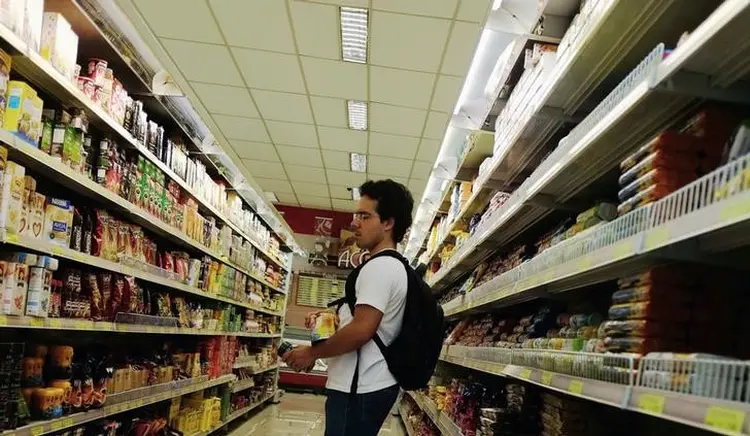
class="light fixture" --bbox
[347,100,368,130]
[492,0,504,11]
[351,188,361,201]
[264,191,278,202]
[350,152,367,173]
[341,7,368,63]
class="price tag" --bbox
[49,319,63,329]
[704,406,745,433]
[541,372,553,385]
[637,394,665,414]
[644,227,669,250]
[30,426,43,436]
[576,256,592,271]
[568,380,584,394]
[145,326,156,333]
[73,320,90,330]
[50,421,64,431]
[720,200,750,222]
[6,233,19,243]
[0,315,7,326]
[519,368,532,379]
[614,241,632,258]
[29,317,44,327]
[61,418,74,429]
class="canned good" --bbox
[311,312,337,343]
[277,340,295,357]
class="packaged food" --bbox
[3,263,27,315]
[27,192,45,239]
[43,197,74,247]
[617,266,691,289]
[4,81,39,145]
[618,167,698,202]
[40,13,78,80]
[25,266,49,317]
[611,284,691,305]
[0,48,11,129]
[600,320,684,338]
[608,301,691,322]
[311,312,337,343]
[604,336,684,354]
[619,131,717,173]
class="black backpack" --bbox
[329,250,445,394]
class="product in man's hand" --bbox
[311,311,337,343]
[277,340,295,357]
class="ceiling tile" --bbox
[368,155,413,176]
[411,161,433,179]
[416,139,441,162]
[213,115,270,142]
[329,185,351,200]
[274,192,299,204]
[332,199,358,211]
[368,174,408,185]
[408,178,428,193]
[326,169,366,186]
[242,160,287,179]
[370,103,427,137]
[285,165,327,183]
[230,140,278,161]
[310,97,347,128]
[370,67,436,109]
[252,90,314,124]
[456,0,492,22]
[370,11,451,73]
[190,82,259,118]
[135,0,223,43]
[431,75,464,113]
[301,57,367,100]
[293,181,329,196]
[161,39,243,85]
[265,121,318,147]
[424,111,450,139]
[255,177,294,193]
[322,150,350,171]
[368,132,419,160]
[441,21,482,76]
[209,0,295,53]
[290,1,339,60]
[318,127,367,153]
[373,0,458,19]
[276,146,323,167]
[310,0,367,5]
[232,48,306,93]
[299,196,333,209]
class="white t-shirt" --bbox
[325,251,408,394]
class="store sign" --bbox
[337,228,369,268]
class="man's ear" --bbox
[382,217,395,234]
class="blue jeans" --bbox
[325,385,400,436]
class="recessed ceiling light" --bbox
[350,152,367,173]
[264,191,278,202]
[347,100,367,130]
[351,188,361,201]
[341,7,368,63]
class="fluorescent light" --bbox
[492,0,504,11]
[453,28,493,115]
[264,191,278,202]
[347,100,368,130]
[485,41,515,96]
[350,152,367,172]
[351,188,361,201]
[341,7,368,63]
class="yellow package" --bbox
[42,197,73,247]
[4,81,38,145]
[0,49,12,129]
[0,161,26,233]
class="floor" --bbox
[229,392,406,436]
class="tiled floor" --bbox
[229,392,406,436]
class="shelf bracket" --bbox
[656,70,750,104]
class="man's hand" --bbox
[282,346,317,372]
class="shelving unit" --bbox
[0,2,292,434]
[412,1,750,436]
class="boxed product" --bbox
[40,13,78,81]
[0,161,26,233]
[0,48,11,129]
[23,0,44,53]
[0,0,25,36]
[4,81,39,145]
[42,197,74,247]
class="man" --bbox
[283,179,414,436]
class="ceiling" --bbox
[126,0,492,211]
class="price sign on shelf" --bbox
[644,227,670,250]
[541,371,554,386]
[704,406,745,433]
[568,380,584,395]
[637,394,665,414]
[519,368,532,380]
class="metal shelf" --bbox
[398,403,417,436]
[0,230,285,313]
[218,394,275,431]
[441,346,750,435]
[0,314,281,338]
[0,374,235,436]
[0,23,288,272]
[405,391,461,436]
[429,0,750,290]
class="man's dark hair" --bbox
[359,179,414,243]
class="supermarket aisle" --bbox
[229,393,406,436]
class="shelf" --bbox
[231,367,279,393]
[398,403,417,436]
[0,23,288,272]
[440,346,750,435]
[219,394,275,430]
[0,230,285,315]
[429,0,750,290]
[405,391,462,436]
[1,373,236,436]
[0,314,281,338]
[232,360,281,372]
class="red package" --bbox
[110,276,125,317]
[161,252,174,272]
[617,266,694,289]
[98,273,112,320]
[620,130,721,173]
[618,167,699,202]
[92,210,106,258]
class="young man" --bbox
[283,179,414,436]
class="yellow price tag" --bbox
[0,315,7,326]
[541,372,553,385]
[614,241,631,258]
[720,200,750,222]
[645,227,669,250]
[519,368,532,379]
[637,394,665,414]
[29,317,44,327]
[6,233,19,243]
[30,426,43,436]
[568,380,584,394]
[146,326,156,333]
[61,418,74,428]
[576,256,592,271]
[704,406,745,432]
[73,320,90,330]
[50,421,63,431]
[49,319,62,329]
